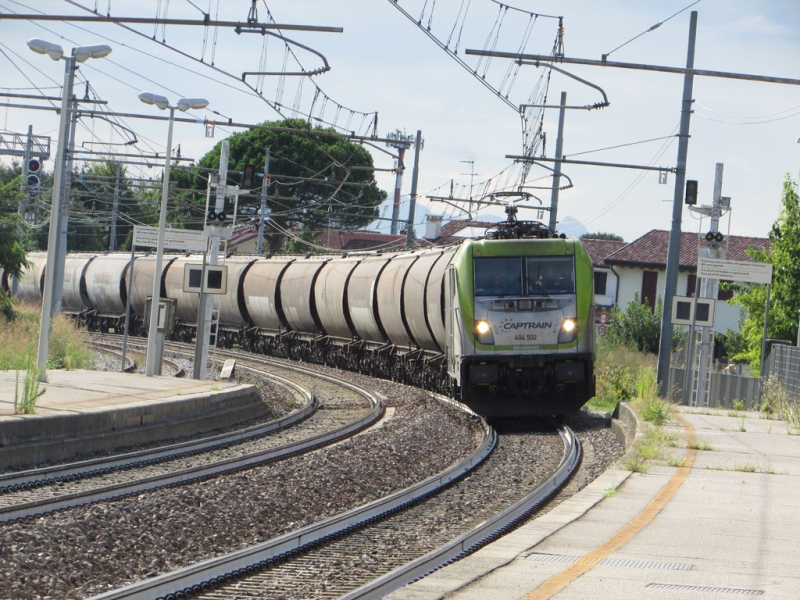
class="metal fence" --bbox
[665,343,800,409]
[764,344,800,402]
[667,367,760,409]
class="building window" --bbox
[642,271,658,311]
[594,271,608,296]
[718,279,734,301]
[687,274,697,296]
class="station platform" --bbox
[0,369,262,470]
[387,404,800,599]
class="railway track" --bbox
[88,420,578,600]
[0,348,385,523]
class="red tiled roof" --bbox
[604,229,770,270]
[579,238,627,267]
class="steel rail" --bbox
[87,405,495,600]
[0,363,313,493]
[0,349,386,522]
[342,422,581,600]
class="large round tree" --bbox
[175,118,387,254]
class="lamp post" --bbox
[139,92,209,377]
[28,38,111,382]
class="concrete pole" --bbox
[37,55,76,380]
[110,163,121,251]
[52,89,79,319]
[548,91,567,235]
[656,11,698,397]
[390,146,406,235]
[405,131,422,249]
[256,148,270,255]
[144,105,177,377]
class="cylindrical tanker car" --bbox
[9,225,595,417]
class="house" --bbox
[603,229,771,333]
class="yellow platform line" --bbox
[523,414,697,600]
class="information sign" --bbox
[133,225,208,252]
[697,257,773,285]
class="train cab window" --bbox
[474,257,522,297]
[527,257,575,295]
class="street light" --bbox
[28,38,112,382]
[139,92,209,377]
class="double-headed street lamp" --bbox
[28,38,112,382]
[138,92,209,377]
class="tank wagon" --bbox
[12,222,595,417]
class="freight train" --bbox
[6,221,595,417]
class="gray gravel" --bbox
[0,351,623,600]
[0,382,481,599]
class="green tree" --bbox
[0,165,31,319]
[581,232,624,242]
[173,118,387,253]
[728,175,798,367]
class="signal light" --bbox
[26,157,41,188]
[242,164,255,189]
[685,179,698,205]
[207,210,227,224]
[705,231,724,245]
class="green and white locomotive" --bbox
[444,234,595,417]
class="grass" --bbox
[0,302,93,371]
[708,462,786,475]
[0,302,94,415]
[759,378,800,435]
[622,428,667,473]
[603,486,620,498]
[687,439,714,451]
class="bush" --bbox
[604,293,681,354]
[587,342,657,413]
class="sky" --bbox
[0,0,798,244]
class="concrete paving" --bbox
[386,406,800,599]
[0,369,262,469]
[0,369,241,417]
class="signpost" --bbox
[122,226,209,372]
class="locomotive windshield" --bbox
[474,256,575,297]
[474,257,523,297]
[527,256,575,295]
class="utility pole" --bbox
[110,162,121,251]
[548,91,567,235]
[256,148,270,255]
[406,130,422,249]
[656,11,698,396]
[385,130,414,235]
[52,83,80,319]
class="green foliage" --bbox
[0,213,29,280]
[580,231,624,242]
[587,342,656,413]
[605,292,669,354]
[637,395,673,425]
[728,176,798,368]
[174,118,387,253]
[0,304,92,370]
[14,349,46,414]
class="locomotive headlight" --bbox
[474,320,494,345]
[558,318,578,344]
